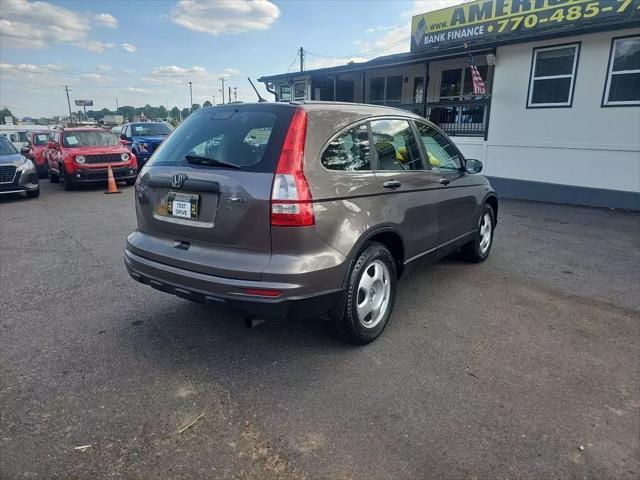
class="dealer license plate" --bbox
[168,192,199,219]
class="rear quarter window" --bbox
[321,123,371,171]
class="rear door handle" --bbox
[438,178,451,185]
[383,180,401,189]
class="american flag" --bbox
[467,52,487,95]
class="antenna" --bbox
[247,77,267,102]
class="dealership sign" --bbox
[411,0,639,51]
[74,99,93,106]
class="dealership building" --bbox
[259,0,640,209]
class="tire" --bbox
[333,242,397,345]
[61,164,75,191]
[36,165,48,179]
[26,188,40,198]
[48,163,59,183]
[460,203,495,263]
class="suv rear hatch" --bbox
[131,104,296,280]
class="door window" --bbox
[414,122,462,171]
[369,119,423,171]
[321,123,371,171]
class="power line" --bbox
[304,36,410,61]
[285,51,299,74]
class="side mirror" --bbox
[20,146,31,155]
[47,141,58,149]
[465,158,483,174]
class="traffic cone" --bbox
[105,165,121,194]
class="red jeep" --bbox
[45,127,137,190]
[26,131,51,178]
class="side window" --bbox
[603,35,640,106]
[370,119,423,171]
[527,43,579,107]
[321,123,371,171]
[414,122,462,171]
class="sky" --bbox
[0,0,462,118]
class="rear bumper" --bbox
[69,166,137,184]
[124,248,344,320]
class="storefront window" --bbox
[294,81,307,101]
[440,69,462,99]
[413,77,424,103]
[527,43,579,107]
[370,78,385,104]
[279,84,291,102]
[603,36,640,106]
[385,76,403,104]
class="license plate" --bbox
[168,192,199,219]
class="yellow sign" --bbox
[411,0,639,51]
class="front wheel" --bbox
[460,204,495,263]
[333,243,397,345]
[61,165,75,191]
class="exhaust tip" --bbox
[244,317,267,329]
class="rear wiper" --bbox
[184,154,241,170]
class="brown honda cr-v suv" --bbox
[125,102,497,344]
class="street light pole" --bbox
[188,81,193,112]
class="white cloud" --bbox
[92,12,118,28]
[0,0,119,50]
[122,43,137,53]
[0,0,89,48]
[172,0,280,35]
[76,41,116,53]
[96,64,112,72]
[0,62,62,74]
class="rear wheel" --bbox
[334,243,397,345]
[460,204,494,263]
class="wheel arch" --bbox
[342,226,405,288]
[484,194,498,226]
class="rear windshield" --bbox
[148,106,293,172]
[63,131,120,148]
[32,133,50,146]
[0,136,17,155]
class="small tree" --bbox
[202,100,213,108]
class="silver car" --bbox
[0,136,39,199]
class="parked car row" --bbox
[7,121,172,195]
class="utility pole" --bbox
[212,95,216,106]
[233,87,238,103]
[116,97,119,112]
[64,85,73,123]
[299,46,304,72]
[188,81,193,111]
[228,86,231,104]
[220,77,226,104]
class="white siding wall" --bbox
[484,27,640,193]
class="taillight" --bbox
[271,108,315,227]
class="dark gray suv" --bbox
[125,102,497,344]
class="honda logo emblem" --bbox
[172,173,186,188]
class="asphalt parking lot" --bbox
[1,181,639,479]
